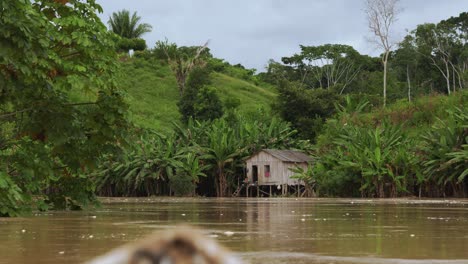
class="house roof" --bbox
[262,149,313,163]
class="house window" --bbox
[264,165,270,177]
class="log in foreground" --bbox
[86,226,242,264]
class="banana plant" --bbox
[95,132,184,196]
[179,151,210,184]
[421,107,467,196]
[202,118,242,197]
[446,144,468,183]
[290,164,316,197]
[334,95,370,118]
[334,122,406,197]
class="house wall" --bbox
[246,151,308,186]
[282,162,308,185]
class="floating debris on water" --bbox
[224,231,235,236]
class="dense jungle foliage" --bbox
[1,0,128,216]
[0,1,466,216]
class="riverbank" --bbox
[98,196,468,205]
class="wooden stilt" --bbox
[269,185,272,197]
[257,185,259,197]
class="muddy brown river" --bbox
[1,198,468,264]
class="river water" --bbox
[1,198,468,264]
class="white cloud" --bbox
[97,0,468,71]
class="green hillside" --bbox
[359,92,467,130]
[117,58,276,132]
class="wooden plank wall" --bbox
[246,151,307,186]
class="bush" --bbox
[169,171,196,196]
[117,38,147,52]
[274,83,342,140]
[178,67,224,123]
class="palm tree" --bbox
[108,10,152,39]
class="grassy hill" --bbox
[116,58,277,132]
[357,91,467,134]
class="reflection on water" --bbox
[1,198,468,264]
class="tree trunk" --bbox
[407,64,411,102]
[452,65,456,93]
[217,164,226,197]
[219,171,225,197]
[176,74,186,96]
[382,51,389,107]
[445,61,451,95]
[378,181,385,198]
[214,172,220,197]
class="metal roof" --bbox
[262,149,313,163]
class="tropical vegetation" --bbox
[1,0,128,216]
[108,9,152,39]
[0,0,467,217]
[108,9,152,52]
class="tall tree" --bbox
[394,34,419,101]
[406,18,466,95]
[157,40,210,96]
[274,82,342,140]
[440,12,468,91]
[282,44,363,93]
[178,67,223,123]
[1,0,128,216]
[365,0,400,107]
[108,10,152,39]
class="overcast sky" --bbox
[97,0,467,71]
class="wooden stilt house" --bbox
[245,149,313,187]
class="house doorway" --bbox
[252,165,258,183]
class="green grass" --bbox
[212,73,276,113]
[117,58,276,132]
[353,91,467,137]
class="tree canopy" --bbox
[0,0,128,216]
[108,9,152,39]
